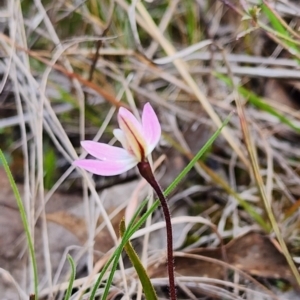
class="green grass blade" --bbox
[164,113,232,196]
[0,149,39,300]
[164,134,268,230]
[63,255,76,300]
[120,219,157,300]
[44,147,57,190]
[240,87,300,133]
[261,2,298,51]
[216,73,300,134]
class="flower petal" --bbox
[113,129,129,150]
[142,103,161,155]
[73,158,137,176]
[81,141,132,161]
[118,107,146,161]
[118,107,144,135]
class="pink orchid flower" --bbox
[73,103,161,176]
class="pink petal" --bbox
[81,141,132,161]
[142,103,161,155]
[73,158,137,176]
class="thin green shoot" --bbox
[0,149,39,300]
[120,219,157,300]
[216,73,300,134]
[63,255,76,300]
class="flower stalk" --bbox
[138,161,176,300]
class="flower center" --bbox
[120,116,146,161]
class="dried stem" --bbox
[138,161,177,300]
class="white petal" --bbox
[113,129,129,150]
[73,158,137,176]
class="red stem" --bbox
[138,161,177,300]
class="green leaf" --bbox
[261,2,298,51]
[44,147,57,190]
[120,219,157,300]
[0,149,39,300]
[216,73,300,134]
[63,255,76,300]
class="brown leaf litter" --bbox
[149,231,300,298]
